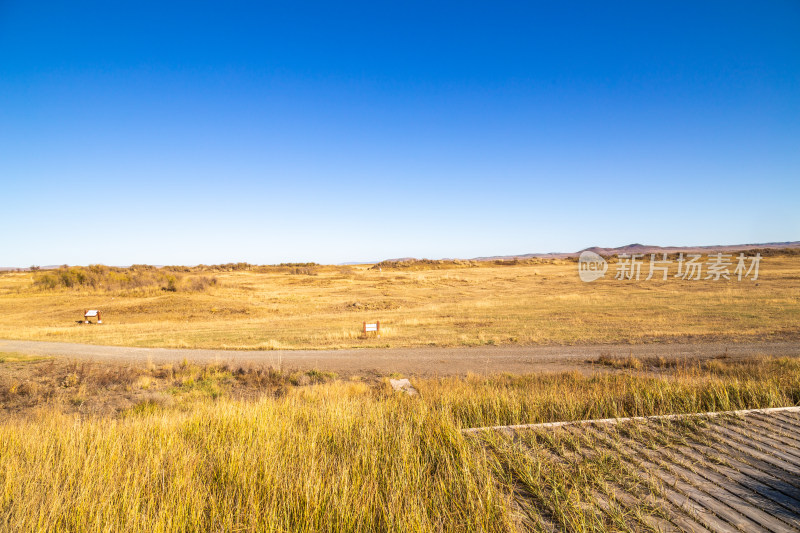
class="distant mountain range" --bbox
[2,242,798,270]
[577,242,800,257]
[390,241,800,263]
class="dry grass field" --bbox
[1,354,799,532]
[0,254,798,350]
[2,256,799,532]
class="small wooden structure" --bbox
[83,309,102,324]
[363,321,380,337]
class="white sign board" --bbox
[364,323,378,332]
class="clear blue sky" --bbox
[1,1,798,266]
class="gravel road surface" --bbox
[1,339,797,376]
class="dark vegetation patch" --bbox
[370,259,481,270]
[191,262,321,275]
[0,358,338,417]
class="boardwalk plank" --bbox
[604,427,777,533]
[699,433,800,496]
[723,421,800,463]
[559,425,684,533]
[745,415,800,449]
[469,407,800,533]
[773,413,800,433]
[672,441,800,529]
[707,426,800,477]
[654,423,800,521]
[642,434,800,533]
[585,425,746,533]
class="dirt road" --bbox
[2,338,798,376]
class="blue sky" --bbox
[1,1,798,265]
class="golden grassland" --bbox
[2,257,798,532]
[0,255,798,349]
[0,355,798,532]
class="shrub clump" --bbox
[32,265,217,293]
[370,259,479,270]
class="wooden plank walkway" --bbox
[466,406,800,532]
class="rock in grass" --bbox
[389,378,418,396]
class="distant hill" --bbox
[403,241,800,263]
[578,241,800,257]
[0,265,61,272]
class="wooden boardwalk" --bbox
[467,406,800,532]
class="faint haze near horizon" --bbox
[1,1,798,266]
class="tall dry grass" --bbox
[0,357,798,532]
[0,387,510,532]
